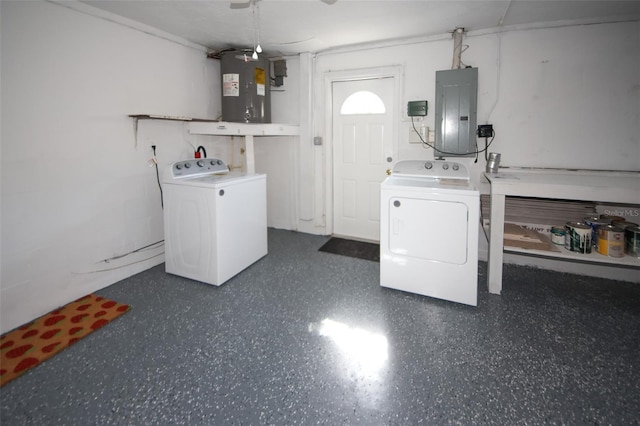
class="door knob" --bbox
[386,169,392,175]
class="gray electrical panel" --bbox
[435,68,478,157]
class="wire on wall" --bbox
[151,145,164,209]
[486,0,510,123]
[80,252,165,274]
[72,240,165,274]
[100,240,165,263]
[411,117,496,157]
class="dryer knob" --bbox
[217,160,223,165]
[452,164,459,171]
[175,164,182,170]
[197,160,204,167]
[184,163,191,168]
[424,162,433,170]
[210,160,217,166]
[442,163,449,170]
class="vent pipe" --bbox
[452,27,465,69]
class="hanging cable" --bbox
[152,145,164,209]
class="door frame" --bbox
[322,65,403,236]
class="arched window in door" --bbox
[340,91,386,115]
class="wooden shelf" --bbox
[129,114,202,121]
[128,114,213,145]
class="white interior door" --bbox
[332,77,395,242]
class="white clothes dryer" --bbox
[380,160,480,306]
[163,158,267,286]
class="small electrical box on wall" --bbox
[273,60,287,87]
[435,68,478,157]
[477,124,494,138]
[407,100,428,117]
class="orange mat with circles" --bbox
[0,294,130,387]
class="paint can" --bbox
[596,225,625,258]
[600,215,625,223]
[565,222,592,254]
[611,220,639,230]
[625,225,640,258]
[583,216,611,250]
[550,226,566,245]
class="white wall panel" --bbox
[0,0,218,333]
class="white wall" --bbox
[294,20,639,235]
[0,1,221,333]
[255,56,301,230]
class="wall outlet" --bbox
[428,129,435,143]
[409,125,428,144]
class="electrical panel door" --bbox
[435,68,478,157]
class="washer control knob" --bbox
[424,162,433,170]
[442,163,449,170]
[175,164,182,170]
[452,164,459,171]
[197,160,204,167]
[184,162,191,168]
[210,160,217,166]
[217,160,223,165]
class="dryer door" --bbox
[388,197,469,265]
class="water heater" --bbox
[435,68,478,157]
[220,50,271,123]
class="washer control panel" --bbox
[391,160,469,180]
[171,158,229,179]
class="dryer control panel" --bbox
[391,160,469,180]
[171,158,229,179]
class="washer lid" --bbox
[164,171,265,188]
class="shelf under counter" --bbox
[503,244,640,269]
[484,168,640,294]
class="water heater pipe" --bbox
[452,28,465,69]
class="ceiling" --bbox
[75,0,640,57]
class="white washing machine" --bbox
[380,160,480,306]
[163,158,267,286]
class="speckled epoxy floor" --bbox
[2,229,640,425]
